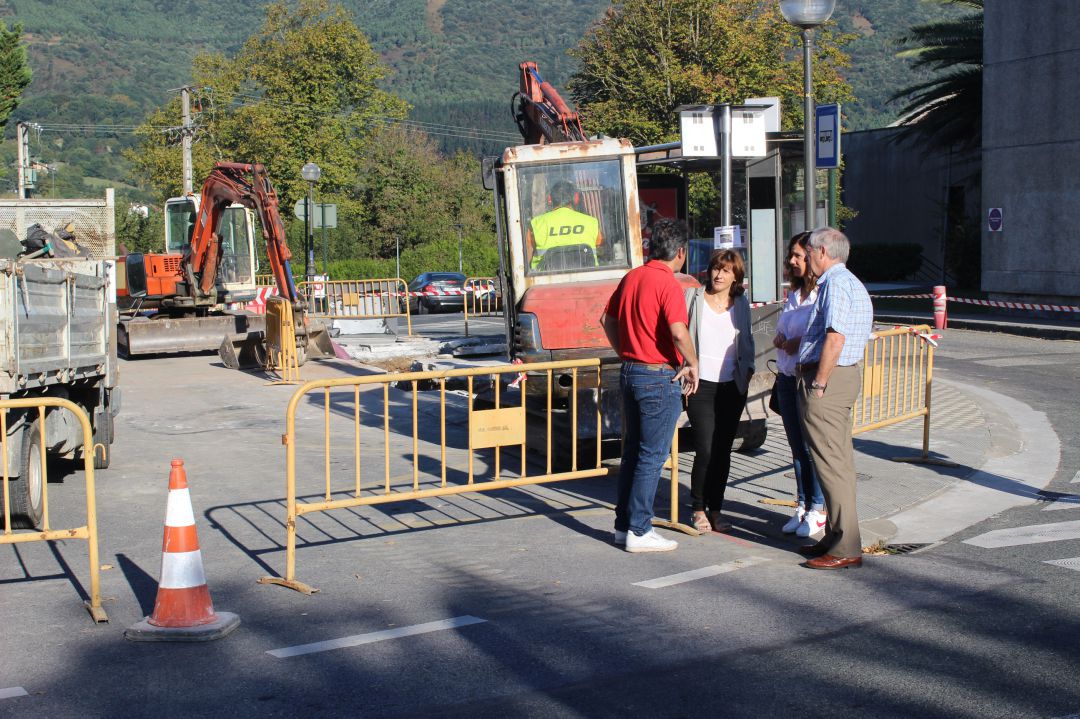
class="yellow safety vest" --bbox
[530,206,600,269]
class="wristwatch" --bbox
[810,381,827,391]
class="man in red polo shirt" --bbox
[602,218,699,553]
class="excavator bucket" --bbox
[217,319,340,370]
[218,331,267,370]
[120,314,265,357]
[304,320,339,360]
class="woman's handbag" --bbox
[767,359,780,414]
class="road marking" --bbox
[1072,469,1080,484]
[887,378,1061,544]
[633,557,769,589]
[266,616,486,659]
[964,519,1080,548]
[0,688,28,700]
[1045,557,1080,573]
[1043,495,1080,511]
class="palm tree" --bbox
[890,0,983,152]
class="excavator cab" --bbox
[164,197,257,301]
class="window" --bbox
[517,159,632,275]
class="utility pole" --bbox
[16,122,30,199]
[180,87,193,195]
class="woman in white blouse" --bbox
[772,232,825,538]
[684,249,754,534]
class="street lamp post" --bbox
[456,224,464,273]
[301,162,321,281]
[779,0,836,232]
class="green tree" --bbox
[353,124,496,272]
[128,0,407,241]
[890,0,983,152]
[567,0,854,145]
[0,21,32,130]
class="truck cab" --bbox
[494,137,648,364]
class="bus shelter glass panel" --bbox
[516,159,631,276]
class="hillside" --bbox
[0,0,964,193]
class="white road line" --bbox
[964,519,1080,549]
[0,687,28,700]
[633,557,770,589]
[1045,557,1080,573]
[266,615,486,659]
[888,378,1061,544]
[1071,469,1080,484]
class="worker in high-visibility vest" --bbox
[527,181,602,270]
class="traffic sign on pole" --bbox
[816,103,841,169]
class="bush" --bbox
[846,242,923,282]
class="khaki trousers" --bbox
[799,364,862,558]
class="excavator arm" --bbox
[512,61,586,145]
[188,162,299,304]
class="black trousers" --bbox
[686,379,747,513]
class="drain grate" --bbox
[884,543,929,555]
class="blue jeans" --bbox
[615,363,684,536]
[775,372,824,509]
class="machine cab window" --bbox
[516,159,632,276]
[164,199,254,285]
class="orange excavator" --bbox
[119,162,335,367]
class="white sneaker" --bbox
[614,530,627,546]
[625,529,678,553]
[782,506,806,534]
[797,509,827,538]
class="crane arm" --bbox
[513,61,586,145]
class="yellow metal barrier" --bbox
[298,278,412,335]
[463,276,500,337]
[265,296,300,383]
[259,358,690,593]
[0,397,107,622]
[852,324,944,464]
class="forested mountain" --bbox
[0,0,961,195]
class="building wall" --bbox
[983,1,1080,302]
[841,127,979,282]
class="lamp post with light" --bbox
[779,0,836,231]
[301,162,321,281]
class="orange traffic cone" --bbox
[125,459,240,642]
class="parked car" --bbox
[403,272,467,314]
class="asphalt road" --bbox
[1,324,1079,718]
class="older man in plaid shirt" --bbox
[795,227,874,570]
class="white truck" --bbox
[0,192,119,528]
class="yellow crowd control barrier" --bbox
[298,278,412,335]
[259,358,690,594]
[852,324,945,464]
[463,276,501,337]
[0,398,107,622]
[265,296,301,383]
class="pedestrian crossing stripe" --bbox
[964,519,1080,548]
[1044,557,1080,573]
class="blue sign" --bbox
[988,207,1003,232]
[815,104,841,169]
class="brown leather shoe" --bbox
[797,543,830,558]
[804,554,863,570]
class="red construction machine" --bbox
[492,62,767,454]
[119,162,335,366]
